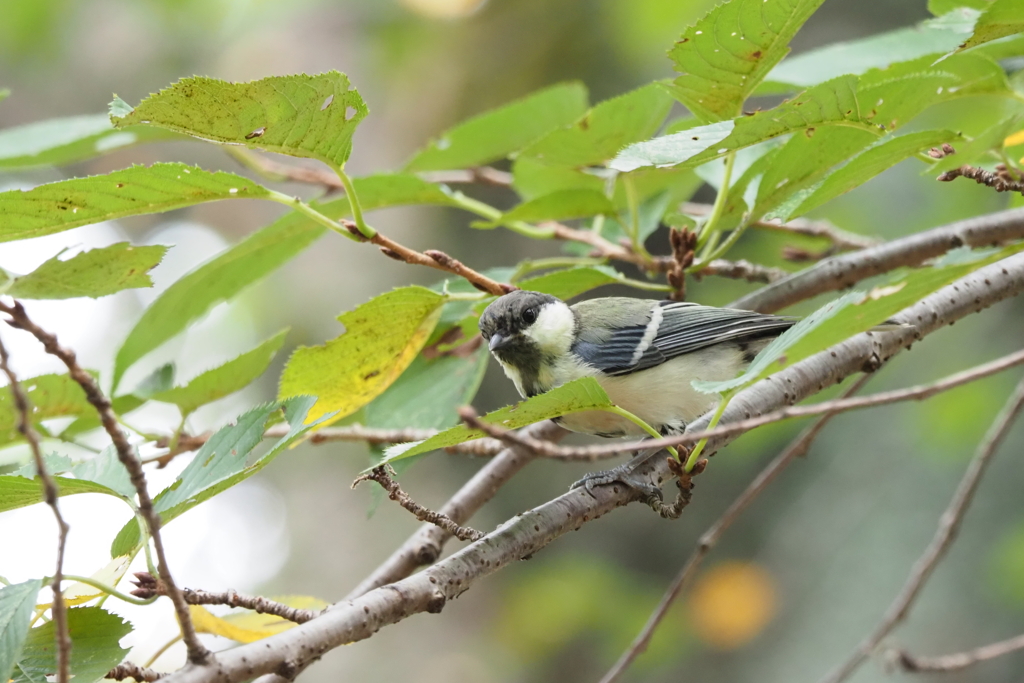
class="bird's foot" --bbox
[570,456,665,507]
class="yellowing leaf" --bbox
[689,562,777,650]
[189,595,328,643]
[1006,129,1024,147]
[278,287,445,424]
[60,556,132,607]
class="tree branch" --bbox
[106,662,166,682]
[937,164,1024,194]
[0,300,210,665]
[818,371,1024,683]
[157,245,1024,683]
[0,334,71,683]
[891,633,1024,673]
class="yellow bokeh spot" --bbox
[1005,129,1024,148]
[688,561,777,650]
[401,0,488,19]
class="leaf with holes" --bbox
[111,72,367,168]
[112,209,325,390]
[406,82,589,171]
[957,0,1024,51]
[279,287,445,425]
[667,0,826,121]
[3,243,167,300]
[0,163,270,243]
[12,607,130,683]
[150,329,289,416]
[0,114,182,169]
[0,580,41,683]
[381,377,613,464]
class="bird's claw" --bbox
[570,463,664,506]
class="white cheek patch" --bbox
[524,302,575,355]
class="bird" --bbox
[478,290,798,439]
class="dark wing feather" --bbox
[573,301,797,376]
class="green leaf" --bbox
[927,115,1024,175]
[71,446,135,500]
[0,474,126,514]
[0,114,181,170]
[112,72,368,169]
[520,83,674,168]
[56,395,145,441]
[381,377,613,464]
[349,174,458,212]
[278,287,445,425]
[0,580,42,683]
[958,0,1024,51]
[478,189,616,228]
[12,607,130,683]
[511,157,604,201]
[112,210,325,391]
[110,396,328,556]
[667,0,826,121]
[405,82,589,172]
[2,243,167,300]
[788,129,962,219]
[929,0,989,15]
[0,163,270,244]
[13,454,72,478]
[0,373,93,445]
[151,329,289,416]
[519,265,659,300]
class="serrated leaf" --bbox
[958,0,1024,51]
[112,72,368,168]
[54,395,144,441]
[71,446,135,500]
[12,607,130,683]
[110,396,329,556]
[0,580,42,683]
[112,209,325,391]
[518,265,654,300]
[380,377,613,464]
[3,243,167,300]
[479,189,616,228]
[0,474,128,514]
[789,129,962,219]
[279,288,444,425]
[405,82,588,171]
[59,557,132,608]
[190,594,328,643]
[0,163,270,243]
[0,373,93,445]
[150,329,288,416]
[0,114,181,170]
[668,0,826,121]
[519,83,673,168]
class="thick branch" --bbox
[0,300,210,665]
[159,246,1024,683]
[892,633,1024,673]
[819,371,1024,683]
[0,334,71,683]
[729,207,1024,313]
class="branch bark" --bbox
[159,243,1024,683]
[892,632,1024,673]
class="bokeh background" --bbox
[2,0,1024,681]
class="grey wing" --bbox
[571,301,797,376]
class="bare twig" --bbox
[476,347,1024,461]
[0,300,210,665]
[938,164,1024,194]
[667,227,696,300]
[891,633,1024,673]
[106,662,166,682]
[819,372,1024,683]
[0,334,71,683]
[352,465,485,542]
[696,258,788,284]
[228,148,344,190]
[600,373,874,683]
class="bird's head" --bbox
[479,290,575,367]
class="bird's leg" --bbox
[570,448,669,507]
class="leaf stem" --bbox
[685,395,731,471]
[448,191,556,238]
[329,163,376,239]
[603,405,679,459]
[696,151,736,251]
[56,574,158,606]
[265,190,362,242]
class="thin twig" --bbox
[696,258,788,284]
[891,632,1024,673]
[819,372,1024,683]
[352,465,485,542]
[106,662,166,682]
[0,300,210,665]
[511,347,1024,461]
[0,334,71,683]
[667,227,696,301]
[129,573,320,624]
[600,373,874,683]
[418,168,513,187]
[937,164,1024,194]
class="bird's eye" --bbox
[522,308,537,324]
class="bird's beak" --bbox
[488,333,512,352]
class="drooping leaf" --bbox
[381,377,613,464]
[405,82,589,171]
[59,557,132,608]
[519,83,674,168]
[0,114,181,170]
[957,0,1024,51]
[478,189,616,228]
[71,446,135,500]
[189,595,328,643]
[788,129,962,219]
[348,174,458,212]
[667,0,827,121]
[519,265,664,300]
[150,329,289,416]
[2,243,167,300]
[0,580,42,683]
[112,210,325,390]
[0,473,129,514]
[278,287,445,425]
[12,607,130,683]
[0,163,270,243]
[0,373,93,445]
[111,72,368,168]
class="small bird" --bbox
[478,290,797,438]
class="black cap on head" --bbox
[479,290,559,342]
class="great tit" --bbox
[479,290,797,438]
